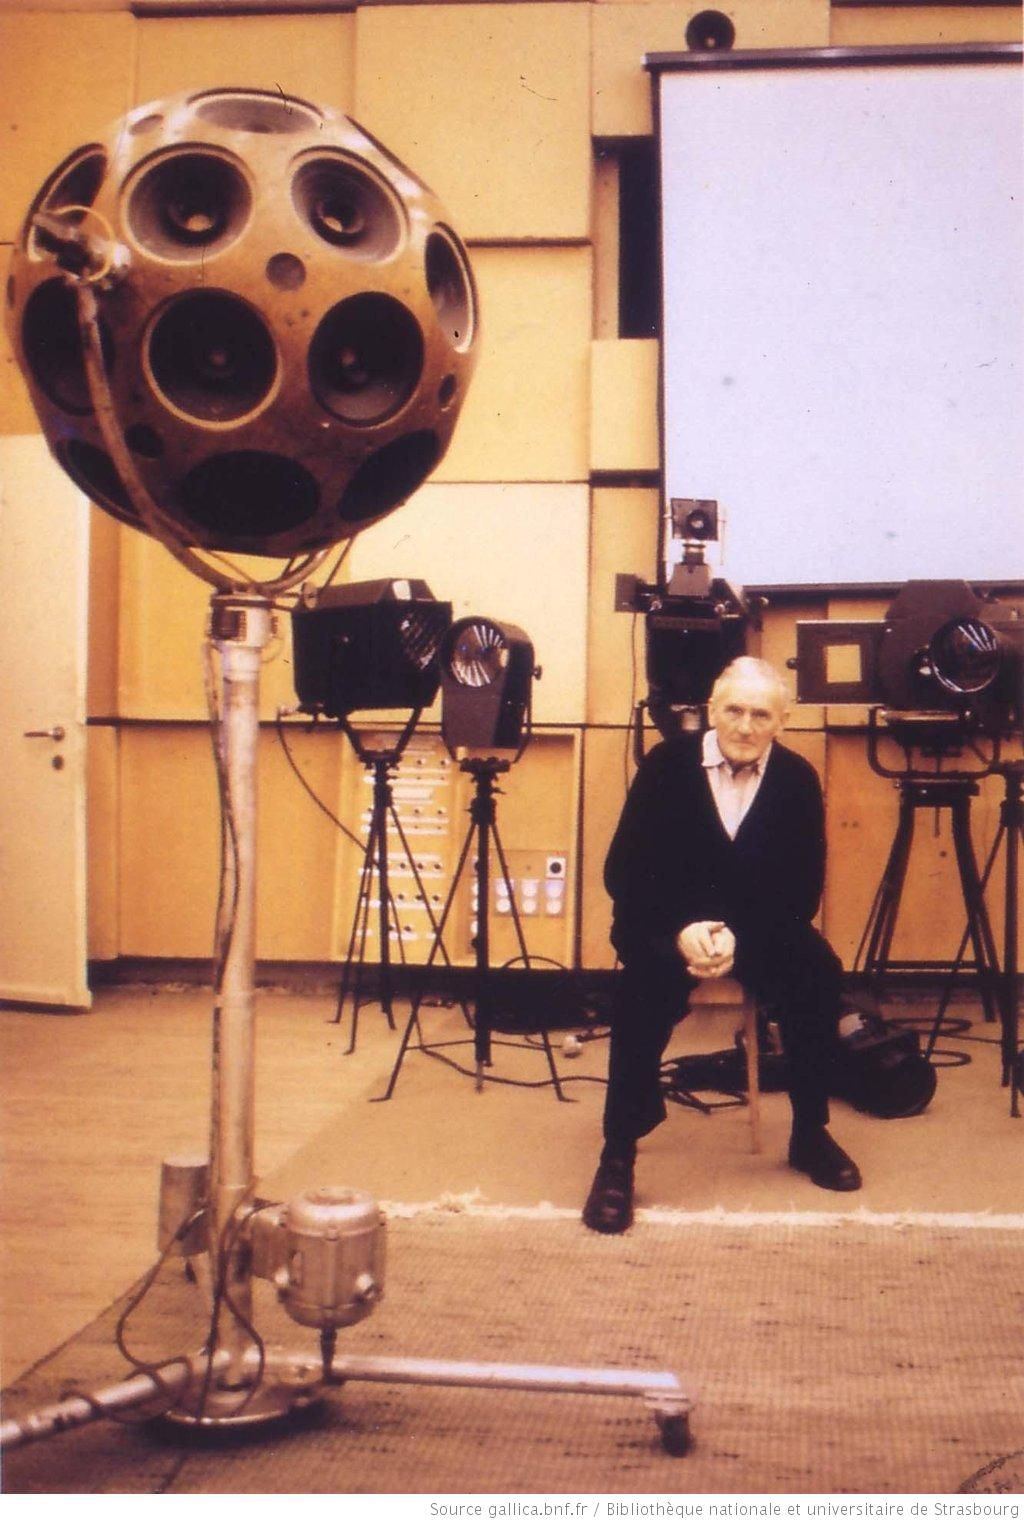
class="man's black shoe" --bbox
[788,1128,862,1192]
[582,1150,635,1234]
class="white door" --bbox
[0,435,91,1009]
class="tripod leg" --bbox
[998,795,1022,1114]
[949,793,1001,1024]
[860,788,915,998]
[374,818,478,1100]
[344,818,381,1054]
[921,812,998,1060]
[372,772,397,1033]
[333,818,377,1031]
[473,807,493,1087]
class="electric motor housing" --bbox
[274,1186,386,1332]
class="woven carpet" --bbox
[2,1209,1022,1495]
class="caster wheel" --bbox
[658,1413,691,1456]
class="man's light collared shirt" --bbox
[701,729,772,840]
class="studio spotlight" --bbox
[291,578,451,720]
[291,580,452,1049]
[793,580,1024,736]
[440,617,538,752]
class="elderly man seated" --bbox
[584,656,860,1235]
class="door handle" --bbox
[23,726,66,742]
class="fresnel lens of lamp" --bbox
[448,619,510,688]
[926,617,1003,697]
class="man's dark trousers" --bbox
[603,924,842,1146]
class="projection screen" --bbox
[649,44,1023,590]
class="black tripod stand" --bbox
[377,755,568,1101]
[961,759,1023,1115]
[855,714,1000,1017]
[855,773,1001,1018]
[332,711,451,1054]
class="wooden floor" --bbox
[1,981,1021,1390]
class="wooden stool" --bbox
[691,978,761,1154]
[740,992,762,1154]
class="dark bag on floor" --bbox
[827,1001,937,1119]
[662,1001,937,1119]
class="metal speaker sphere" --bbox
[5,88,479,560]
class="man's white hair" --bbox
[710,656,791,712]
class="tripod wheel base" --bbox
[161,1352,328,1432]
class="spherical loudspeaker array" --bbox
[6,89,479,558]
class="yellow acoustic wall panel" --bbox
[0,11,134,245]
[87,510,121,720]
[118,724,350,959]
[831,6,1022,48]
[114,532,318,722]
[134,13,355,110]
[578,727,630,970]
[116,483,588,724]
[345,480,590,726]
[587,485,659,727]
[589,340,659,474]
[755,598,827,735]
[255,724,353,962]
[115,534,217,720]
[825,733,945,969]
[118,727,219,956]
[591,0,830,138]
[86,725,119,963]
[354,3,592,241]
[436,246,593,485]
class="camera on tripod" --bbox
[616,498,753,745]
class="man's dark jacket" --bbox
[604,732,827,966]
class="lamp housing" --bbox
[440,617,536,751]
[291,579,451,718]
[794,580,1024,734]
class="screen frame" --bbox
[645,41,1024,597]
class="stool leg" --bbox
[744,1001,762,1154]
